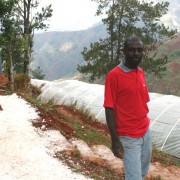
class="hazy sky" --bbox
[39,0,101,31]
[38,0,180,32]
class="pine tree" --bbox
[77,0,177,82]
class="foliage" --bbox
[31,66,45,80]
[152,144,180,167]
[0,0,53,81]
[0,0,14,17]
[13,0,53,75]
[77,0,177,82]
[14,73,30,91]
[0,18,25,74]
[0,0,23,91]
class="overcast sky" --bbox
[38,0,180,32]
[38,0,101,31]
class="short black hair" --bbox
[123,35,143,49]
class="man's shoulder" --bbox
[107,66,122,76]
[138,67,144,73]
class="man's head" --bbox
[123,35,144,69]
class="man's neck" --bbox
[123,61,138,70]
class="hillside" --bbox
[146,34,180,96]
[32,24,107,80]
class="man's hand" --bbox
[112,138,123,158]
[105,108,123,158]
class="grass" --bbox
[152,145,180,167]
[67,100,95,123]
[53,108,111,147]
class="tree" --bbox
[77,0,177,82]
[31,66,45,80]
[0,0,13,17]
[0,18,24,91]
[14,0,53,75]
[0,0,22,91]
[0,0,52,90]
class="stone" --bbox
[147,162,180,180]
[40,130,77,156]
[167,165,180,177]
[91,145,124,174]
[70,138,105,166]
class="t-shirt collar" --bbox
[118,61,132,72]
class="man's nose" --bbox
[134,49,139,55]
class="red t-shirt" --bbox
[104,66,150,138]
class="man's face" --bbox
[123,40,144,69]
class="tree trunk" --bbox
[8,44,14,92]
[110,0,115,62]
[23,0,31,75]
[116,5,124,61]
[23,35,31,75]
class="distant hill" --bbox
[32,25,180,96]
[146,34,180,96]
[32,24,107,80]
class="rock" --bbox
[0,89,6,93]
[40,130,77,156]
[70,138,105,166]
[91,145,124,174]
[167,166,180,177]
[147,162,180,180]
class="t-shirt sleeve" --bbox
[142,70,150,103]
[103,71,118,109]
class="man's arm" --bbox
[105,107,123,158]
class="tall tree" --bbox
[0,0,52,90]
[14,0,53,75]
[77,0,177,82]
[0,0,21,91]
[0,17,24,77]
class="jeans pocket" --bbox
[119,136,141,149]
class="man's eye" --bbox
[128,48,143,52]
[137,48,143,52]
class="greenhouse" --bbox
[31,79,180,159]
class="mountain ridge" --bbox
[32,24,107,80]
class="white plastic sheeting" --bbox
[31,79,180,158]
[148,93,180,158]
[31,79,106,122]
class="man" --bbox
[104,35,152,180]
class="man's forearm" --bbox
[105,107,119,140]
[105,107,123,157]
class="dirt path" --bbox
[0,94,92,180]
